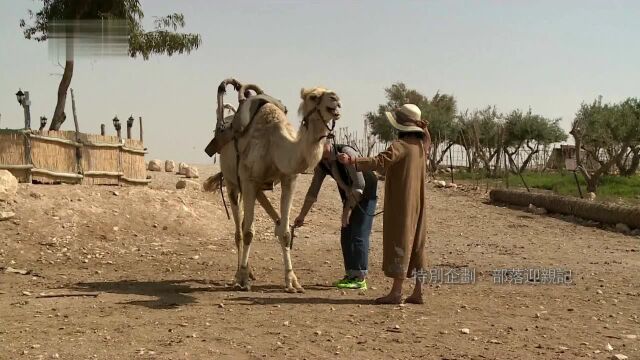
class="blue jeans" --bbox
[340,197,377,279]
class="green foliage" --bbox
[365,83,458,168]
[365,83,430,142]
[20,0,201,59]
[450,171,640,202]
[571,97,640,188]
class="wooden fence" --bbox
[0,129,148,185]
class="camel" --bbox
[215,81,341,293]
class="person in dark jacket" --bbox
[295,142,378,289]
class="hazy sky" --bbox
[1,1,638,162]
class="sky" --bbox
[1,1,639,162]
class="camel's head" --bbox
[298,87,341,123]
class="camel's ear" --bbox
[300,88,307,99]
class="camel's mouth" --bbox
[327,106,340,119]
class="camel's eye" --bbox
[309,94,318,101]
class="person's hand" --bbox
[341,207,351,228]
[337,153,353,165]
[294,215,305,228]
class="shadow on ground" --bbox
[70,280,339,309]
[71,279,222,309]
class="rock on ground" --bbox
[0,170,19,200]
[445,182,458,189]
[165,160,176,172]
[0,211,16,221]
[434,180,447,188]
[147,160,163,172]
[178,162,189,175]
[176,179,200,190]
[615,223,631,234]
[527,204,548,215]
[185,166,199,179]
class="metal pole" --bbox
[100,124,106,136]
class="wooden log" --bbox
[83,171,123,176]
[31,168,84,179]
[0,164,34,170]
[489,189,640,229]
[29,134,82,147]
[121,177,151,184]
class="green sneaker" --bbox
[336,278,367,290]
[333,276,351,287]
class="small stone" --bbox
[113,226,119,232]
[587,192,596,201]
[283,321,290,326]
[178,162,189,175]
[191,255,199,260]
[597,289,603,295]
[621,334,637,340]
[0,211,16,221]
[147,159,163,172]
[459,328,470,334]
[559,346,569,351]
[176,179,200,190]
[314,330,322,336]
[0,170,18,200]
[22,291,32,296]
[434,180,447,188]
[615,223,631,233]
[612,355,628,360]
[218,303,224,308]
[165,160,176,172]
[605,343,613,351]
[488,339,502,344]
[185,166,199,179]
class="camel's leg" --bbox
[257,191,280,225]
[277,175,303,293]
[236,181,257,291]
[227,184,246,282]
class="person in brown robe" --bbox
[338,104,431,304]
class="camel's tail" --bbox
[203,172,224,192]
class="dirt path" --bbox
[1,166,638,359]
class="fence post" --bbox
[70,88,82,179]
[139,117,144,142]
[23,91,32,130]
[100,124,106,136]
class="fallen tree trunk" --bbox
[489,189,640,229]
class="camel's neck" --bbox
[273,113,331,175]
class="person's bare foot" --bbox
[374,293,402,304]
[404,294,424,304]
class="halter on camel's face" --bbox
[299,88,342,126]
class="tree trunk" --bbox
[519,149,540,173]
[617,147,640,176]
[49,60,74,131]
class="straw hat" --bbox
[385,104,425,133]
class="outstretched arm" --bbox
[338,141,406,173]
[294,166,326,226]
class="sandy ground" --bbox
[1,164,639,360]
